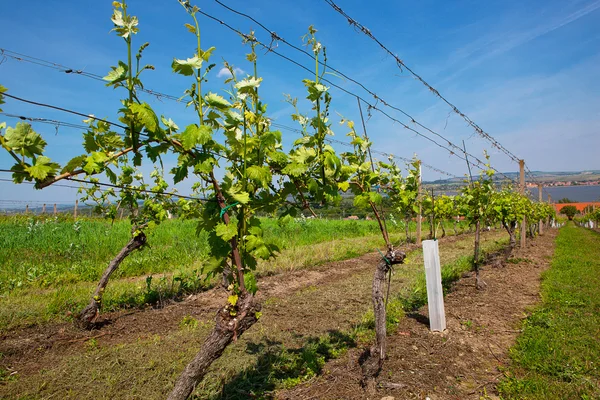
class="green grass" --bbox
[0,215,471,331]
[0,215,414,293]
[0,216,210,292]
[498,224,600,399]
[1,215,465,331]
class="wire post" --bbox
[357,97,390,247]
[74,199,78,219]
[520,160,526,247]
[538,183,543,235]
[416,160,422,246]
[53,203,57,215]
[431,188,436,240]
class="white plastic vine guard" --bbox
[422,239,446,332]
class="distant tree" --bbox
[558,198,575,203]
[560,205,578,220]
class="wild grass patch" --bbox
[498,224,600,399]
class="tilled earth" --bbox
[279,229,557,400]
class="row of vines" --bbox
[0,1,557,398]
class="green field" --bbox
[498,224,600,399]
[0,215,463,331]
[0,215,410,292]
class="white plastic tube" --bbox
[423,240,446,332]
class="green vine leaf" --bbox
[61,155,87,174]
[103,61,128,86]
[3,123,47,157]
[10,163,27,184]
[199,46,216,62]
[0,84,7,112]
[246,165,271,188]
[227,294,238,306]
[244,272,258,295]
[171,56,203,76]
[282,162,308,177]
[83,152,110,174]
[227,186,250,204]
[234,77,262,94]
[180,124,212,150]
[25,156,60,180]
[130,102,159,134]
[338,181,350,192]
[184,23,195,33]
[215,222,237,241]
[161,116,179,132]
[110,9,139,38]
[204,92,231,110]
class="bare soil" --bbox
[278,229,557,400]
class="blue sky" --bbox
[1,0,599,205]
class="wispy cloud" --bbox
[439,0,600,82]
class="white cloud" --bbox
[437,0,600,83]
[216,67,245,78]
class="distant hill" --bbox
[425,170,600,187]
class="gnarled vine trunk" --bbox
[361,249,405,386]
[428,216,434,239]
[502,221,517,260]
[78,231,147,329]
[474,220,485,289]
[167,292,260,400]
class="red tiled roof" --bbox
[553,202,600,212]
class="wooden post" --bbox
[416,160,422,245]
[53,203,57,215]
[42,204,46,214]
[519,160,526,247]
[74,200,78,219]
[25,204,29,214]
[538,183,543,235]
[120,208,124,219]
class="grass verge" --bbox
[498,224,600,399]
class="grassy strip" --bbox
[497,224,600,399]
[0,216,466,293]
[0,218,466,331]
[0,232,404,331]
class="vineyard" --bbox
[1,1,599,399]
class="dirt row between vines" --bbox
[0,230,508,399]
[280,229,558,400]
